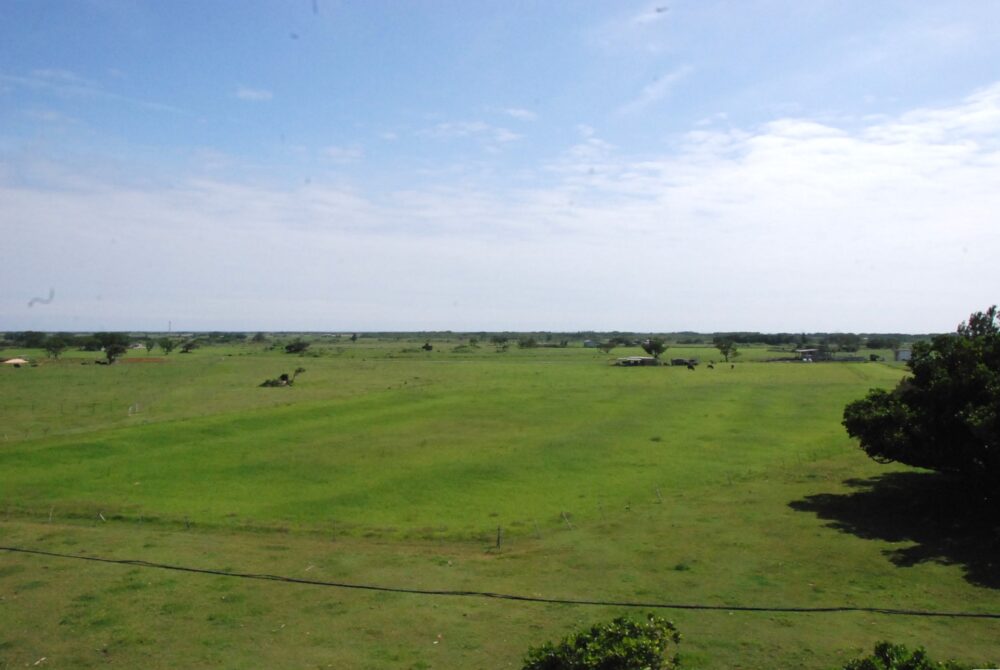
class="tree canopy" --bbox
[712,336,740,363]
[522,614,681,670]
[94,332,130,364]
[44,335,67,359]
[843,306,1000,489]
[641,337,667,359]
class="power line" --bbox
[2,545,998,620]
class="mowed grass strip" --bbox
[1,357,903,538]
[3,347,999,668]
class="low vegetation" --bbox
[0,333,996,668]
[843,641,985,670]
[522,615,681,670]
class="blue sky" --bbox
[2,1,1000,332]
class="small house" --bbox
[894,349,912,362]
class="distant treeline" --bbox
[3,330,931,351]
[1,331,250,349]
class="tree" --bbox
[145,338,157,354]
[641,337,667,359]
[251,331,267,343]
[285,339,310,354]
[159,337,177,355]
[521,614,681,670]
[94,332,130,364]
[597,341,616,354]
[713,336,740,363]
[843,306,1000,488]
[866,337,900,350]
[180,339,199,353]
[827,333,862,352]
[44,335,67,359]
[421,341,433,351]
[491,335,509,352]
[843,641,980,670]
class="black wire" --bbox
[2,545,998,620]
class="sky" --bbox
[2,0,1000,333]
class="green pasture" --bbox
[1,342,996,668]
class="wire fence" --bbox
[2,545,998,620]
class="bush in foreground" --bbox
[843,641,983,670]
[522,614,681,670]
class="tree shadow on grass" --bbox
[789,471,1000,589]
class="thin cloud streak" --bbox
[0,69,189,115]
[617,65,693,115]
[235,86,273,102]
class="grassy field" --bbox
[1,341,996,668]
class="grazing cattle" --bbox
[731,364,735,369]
[707,363,714,369]
[687,363,695,370]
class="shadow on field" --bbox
[789,471,1000,589]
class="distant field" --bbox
[1,341,996,668]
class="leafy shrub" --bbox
[843,641,982,670]
[522,614,681,670]
[843,306,1000,487]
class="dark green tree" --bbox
[285,339,310,354]
[712,336,740,363]
[843,641,980,670]
[522,614,681,670]
[94,332,130,364]
[641,337,667,359]
[866,337,900,350]
[44,335,67,359]
[180,339,199,354]
[843,306,1000,488]
[17,331,47,348]
[159,337,177,355]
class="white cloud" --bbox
[235,86,273,101]
[504,108,537,121]
[324,145,364,162]
[617,65,693,115]
[422,121,520,147]
[4,83,1000,331]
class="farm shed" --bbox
[894,349,912,362]
[616,356,659,366]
